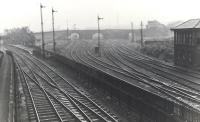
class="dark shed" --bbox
[171,19,200,67]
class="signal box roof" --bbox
[171,19,200,30]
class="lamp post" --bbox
[97,15,103,56]
[40,3,45,57]
[52,8,57,53]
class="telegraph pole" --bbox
[131,22,134,42]
[140,21,144,47]
[40,3,45,57]
[97,15,103,56]
[52,8,57,53]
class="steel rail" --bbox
[24,52,118,122]
[68,41,200,114]
[14,56,63,122]
[12,49,118,122]
[103,43,200,112]
[14,60,40,122]
[14,52,93,122]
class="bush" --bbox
[4,27,35,46]
[140,40,174,63]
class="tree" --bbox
[4,27,35,46]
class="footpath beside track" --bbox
[0,52,14,122]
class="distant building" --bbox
[171,19,200,67]
[145,20,171,38]
[92,33,104,40]
[146,20,166,29]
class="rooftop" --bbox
[171,19,200,30]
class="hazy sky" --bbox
[1,0,200,33]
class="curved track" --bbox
[66,40,200,113]
[104,43,200,110]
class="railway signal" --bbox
[40,3,45,57]
[97,15,103,57]
[140,21,144,47]
[52,8,57,53]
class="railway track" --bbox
[11,39,200,121]
[69,42,180,109]
[119,42,200,80]
[113,43,200,93]
[66,42,195,122]
[66,40,200,112]
[15,58,71,122]
[104,43,200,108]
[12,47,118,122]
[15,54,87,122]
